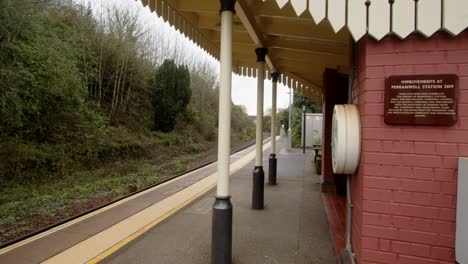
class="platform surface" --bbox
[102,138,335,264]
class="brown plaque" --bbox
[384,74,458,126]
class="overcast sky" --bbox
[83,0,292,115]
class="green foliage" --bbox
[187,69,255,143]
[0,1,87,142]
[232,104,255,142]
[278,108,290,132]
[291,92,322,147]
[86,6,152,123]
[0,0,256,244]
[188,70,218,141]
[151,59,191,132]
[293,93,322,113]
[291,107,304,147]
[0,0,252,182]
[0,0,109,180]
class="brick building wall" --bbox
[351,30,468,264]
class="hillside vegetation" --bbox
[0,0,255,245]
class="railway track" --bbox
[0,139,264,250]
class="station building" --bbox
[140,0,467,263]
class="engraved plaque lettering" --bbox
[384,75,458,126]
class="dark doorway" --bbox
[322,69,348,197]
[334,73,349,196]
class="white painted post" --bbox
[217,9,233,198]
[271,76,277,155]
[212,1,235,263]
[255,64,265,167]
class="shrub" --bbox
[150,60,191,132]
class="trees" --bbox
[293,93,322,113]
[0,0,254,182]
[84,4,152,121]
[291,92,322,147]
[0,1,259,242]
[232,104,255,141]
[189,65,219,141]
[0,0,110,180]
[150,59,191,132]
[0,1,262,244]
[278,108,290,132]
[0,0,88,142]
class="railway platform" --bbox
[0,137,335,264]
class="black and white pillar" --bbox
[212,0,235,263]
[268,72,279,185]
[252,47,268,210]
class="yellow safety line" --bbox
[87,184,215,264]
[86,137,278,264]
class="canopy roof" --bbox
[140,0,468,102]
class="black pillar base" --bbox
[252,166,264,209]
[212,196,232,264]
[268,154,277,185]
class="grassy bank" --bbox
[0,129,252,245]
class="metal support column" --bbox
[288,89,292,148]
[212,1,235,263]
[302,105,306,154]
[252,47,268,210]
[268,72,279,185]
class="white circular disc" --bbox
[331,104,361,174]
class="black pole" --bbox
[303,106,306,154]
[212,196,233,264]
[268,154,277,185]
[252,166,265,209]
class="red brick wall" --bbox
[352,30,468,264]
[351,37,367,264]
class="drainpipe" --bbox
[288,88,292,148]
[302,105,306,154]
[268,72,279,185]
[211,1,235,263]
[252,47,268,210]
[344,41,357,264]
